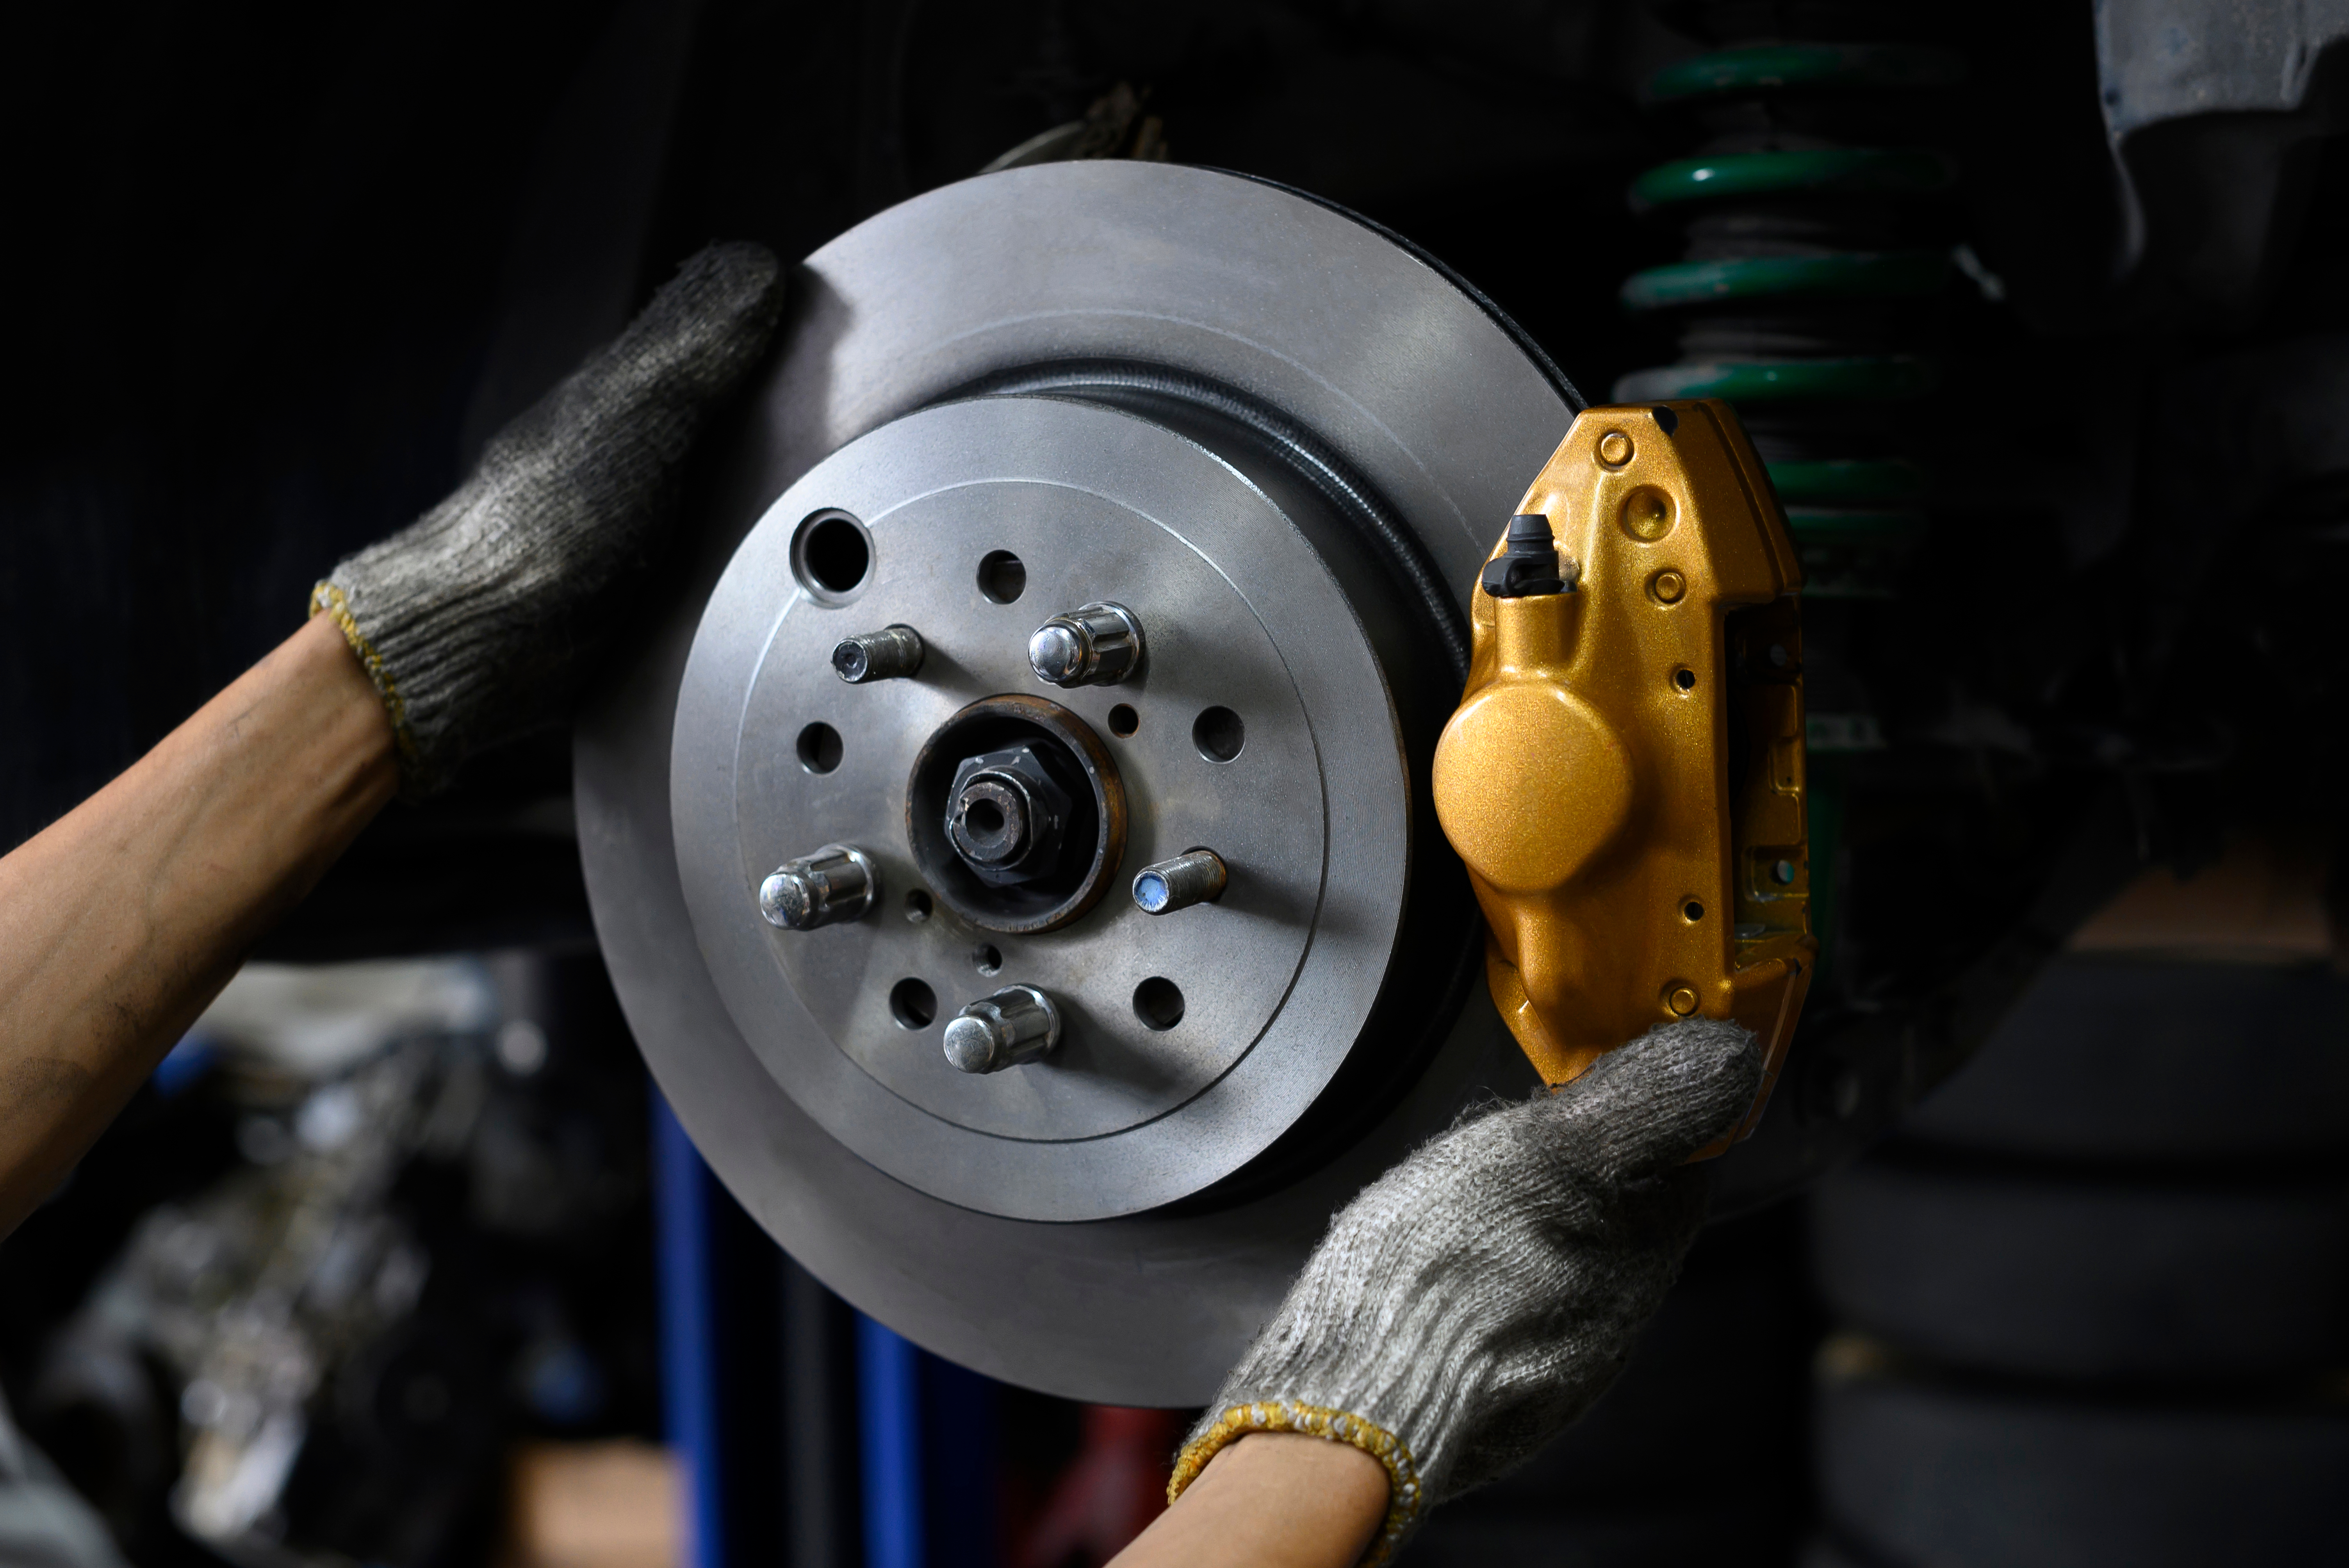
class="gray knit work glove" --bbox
[1169,1018,1762,1565]
[312,241,786,794]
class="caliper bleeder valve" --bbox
[1479,513,1576,599]
[943,984,1063,1073]
[758,845,879,931]
[1028,602,1144,687]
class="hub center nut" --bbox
[945,745,1073,886]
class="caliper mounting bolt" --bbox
[832,624,926,683]
[1028,602,1145,687]
[757,845,879,931]
[942,984,1063,1074]
[1132,850,1228,915]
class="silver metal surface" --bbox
[575,161,1577,1402]
[1134,850,1228,915]
[1028,601,1144,687]
[756,844,878,932]
[832,624,926,683]
[943,984,1062,1074]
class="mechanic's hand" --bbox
[1169,1017,1761,1565]
[313,241,785,793]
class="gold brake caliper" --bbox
[1432,399,1812,1152]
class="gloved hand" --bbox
[312,241,785,794]
[1169,1017,1761,1566]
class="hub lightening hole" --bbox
[1133,976,1185,1032]
[797,722,843,774]
[889,978,937,1030]
[978,551,1027,605]
[1108,703,1139,738]
[1192,706,1245,763]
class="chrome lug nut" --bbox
[942,984,1062,1074]
[1028,602,1144,687]
[832,624,926,683]
[758,845,879,931]
[1132,850,1228,915]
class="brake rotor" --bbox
[576,162,1584,1404]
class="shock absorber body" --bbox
[1615,23,1964,965]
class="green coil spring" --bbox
[1614,38,1966,604]
[1613,30,1968,968]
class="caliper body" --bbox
[1433,399,1812,1150]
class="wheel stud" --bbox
[1132,850,1227,915]
[832,624,926,683]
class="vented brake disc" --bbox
[577,162,1587,1404]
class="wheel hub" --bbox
[669,394,1431,1214]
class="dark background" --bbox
[0,0,2125,893]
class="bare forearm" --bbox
[1110,1434,1387,1568]
[0,614,396,1230]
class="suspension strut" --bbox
[1613,19,1965,969]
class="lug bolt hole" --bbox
[971,944,1002,976]
[977,550,1027,605]
[797,721,844,773]
[889,978,937,1030]
[905,889,933,922]
[1108,703,1139,738]
[1133,976,1186,1031]
[1192,706,1245,763]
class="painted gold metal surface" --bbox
[1433,399,1812,1150]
